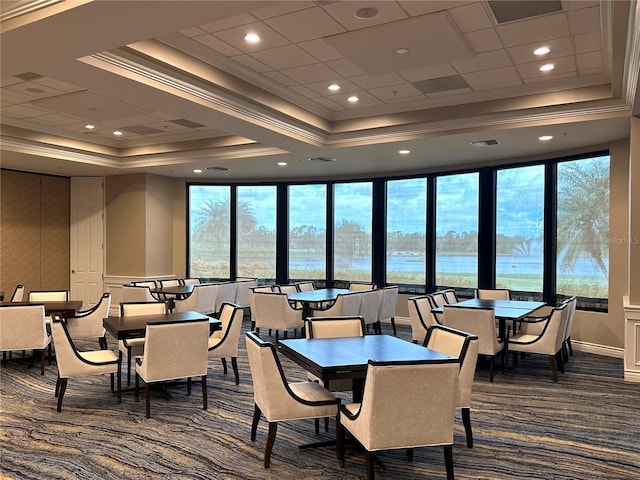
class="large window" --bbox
[386,178,426,285]
[189,185,230,278]
[236,186,276,281]
[496,165,545,292]
[435,173,479,288]
[334,182,372,282]
[556,156,609,299]
[289,184,326,280]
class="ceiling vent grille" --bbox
[488,1,562,24]
[206,166,230,171]
[170,118,204,128]
[16,72,44,81]
[308,157,336,163]
[412,75,470,95]
[120,125,163,135]
[470,139,500,147]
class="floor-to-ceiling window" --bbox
[288,184,327,280]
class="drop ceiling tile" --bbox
[565,1,599,11]
[398,1,474,16]
[304,78,360,96]
[1,76,23,88]
[516,55,576,79]
[464,28,503,53]
[0,87,36,105]
[452,49,512,74]
[193,34,242,57]
[279,63,341,84]
[29,113,82,126]
[578,67,604,76]
[289,85,320,98]
[325,58,365,77]
[399,64,458,82]
[264,7,345,43]
[2,104,55,118]
[251,44,317,70]
[577,51,602,71]
[462,66,521,90]
[384,94,426,104]
[179,26,206,38]
[298,38,344,62]
[369,83,424,101]
[496,12,569,47]
[147,121,189,133]
[339,91,384,108]
[262,70,299,86]
[508,37,574,64]
[4,81,66,99]
[231,54,272,73]
[574,30,601,54]
[427,87,473,98]
[311,95,346,111]
[250,1,314,20]
[449,2,493,33]
[349,73,406,89]
[523,71,577,84]
[568,5,600,34]
[199,13,258,33]
[121,114,165,125]
[32,77,83,93]
[321,1,407,31]
[213,22,291,53]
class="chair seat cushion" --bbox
[289,381,338,403]
[119,339,145,356]
[208,336,222,349]
[80,350,119,363]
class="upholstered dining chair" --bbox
[122,285,159,303]
[249,285,273,329]
[157,279,181,288]
[561,296,577,360]
[194,283,219,316]
[64,292,111,349]
[442,288,459,304]
[475,288,511,300]
[311,291,362,318]
[10,284,24,302]
[207,302,244,385]
[28,290,69,302]
[172,285,199,312]
[134,318,210,418]
[0,304,51,375]
[348,281,376,291]
[426,293,446,325]
[234,277,257,314]
[275,284,298,294]
[358,289,382,334]
[443,304,506,382]
[182,278,201,286]
[245,331,340,468]
[50,314,120,412]
[295,281,315,292]
[118,301,167,386]
[408,295,435,344]
[252,292,304,341]
[214,281,238,316]
[336,358,459,480]
[509,303,569,382]
[424,325,479,447]
[132,281,157,289]
[377,285,398,335]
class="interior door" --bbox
[70,177,104,305]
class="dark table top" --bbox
[1,300,83,317]
[286,288,354,304]
[103,311,221,340]
[432,299,546,320]
[151,285,195,297]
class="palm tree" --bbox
[557,159,609,278]
[194,198,257,246]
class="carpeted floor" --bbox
[1,321,639,480]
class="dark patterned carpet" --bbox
[1,321,639,480]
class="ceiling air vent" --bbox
[488,1,562,23]
[470,139,500,147]
[206,166,230,171]
[308,157,336,163]
[170,119,204,128]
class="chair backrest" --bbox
[516,303,568,355]
[65,292,111,339]
[122,285,157,303]
[252,292,303,331]
[158,279,181,288]
[408,295,434,343]
[429,291,448,307]
[137,320,209,382]
[0,304,49,351]
[215,281,238,314]
[443,305,503,355]
[424,325,479,408]
[249,285,273,316]
[348,282,375,291]
[425,294,445,324]
[132,281,157,289]
[306,316,365,339]
[377,285,398,322]
[234,278,257,307]
[442,289,458,304]
[120,301,166,317]
[173,286,199,313]
[10,284,24,302]
[296,281,315,292]
[209,303,244,356]
[182,278,201,285]
[275,284,298,294]
[331,291,363,317]
[562,296,577,341]
[194,283,219,315]
[358,289,381,326]
[475,288,511,300]
[28,290,69,302]
[354,359,459,451]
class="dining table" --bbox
[103,310,221,341]
[286,288,354,319]
[431,298,546,338]
[150,284,196,309]
[1,300,83,318]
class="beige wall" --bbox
[629,116,640,304]
[0,170,70,297]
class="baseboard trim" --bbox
[623,369,640,383]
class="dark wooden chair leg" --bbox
[145,384,151,418]
[99,335,108,350]
[444,445,454,480]
[336,416,345,465]
[365,450,376,480]
[489,357,495,383]
[221,357,228,374]
[231,357,239,385]
[406,448,414,461]
[549,355,558,382]
[264,422,278,468]
[251,404,261,441]
[39,349,45,375]
[126,347,132,386]
[55,374,60,397]
[202,374,208,410]
[56,378,67,412]
[134,373,139,402]
[187,377,192,395]
[462,407,473,447]
[567,336,573,356]
[315,418,320,435]
[390,317,397,336]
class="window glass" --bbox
[496,165,545,292]
[189,185,230,278]
[237,186,276,281]
[557,156,609,298]
[435,173,479,288]
[289,184,327,280]
[386,178,426,285]
[334,182,372,282]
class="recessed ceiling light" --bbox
[538,135,553,141]
[398,149,411,155]
[277,162,287,166]
[533,46,550,56]
[539,63,555,72]
[112,130,123,136]
[394,48,409,55]
[354,7,379,19]
[328,84,340,91]
[347,95,359,103]
[193,169,203,173]
[84,124,95,129]
[244,32,260,43]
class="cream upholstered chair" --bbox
[28,290,69,301]
[424,325,479,448]
[295,281,315,292]
[50,314,120,412]
[0,304,51,375]
[426,293,446,325]
[134,318,209,418]
[442,288,459,304]
[275,284,298,294]
[249,285,273,328]
[234,277,257,313]
[132,280,157,289]
[311,291,362,318]
[348,281,375,291]
[475,288,511,300]
[194,283,219,316]
[64,292,111,349]
[509,303,569,382]
[122,285,159,303]
[358,289,382,334]
[252,292,303,341]
[208,302,244,385]
[118,301,167,386]
[172,285,199,313]
[443,304,506,382]
[245,331,340,468]
[182,278,200,286]
[214,281,238,316]
[337,358,459,480]
[158,279,181,288]
[562,296,577,360]
[10,284,24,302]
[408,295,435,344]
[376,286,398,335]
